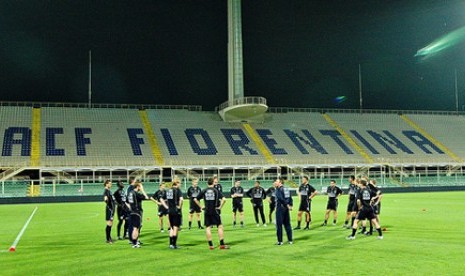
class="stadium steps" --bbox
[285,179,299,188]
[400,114,464,163]
[48,171,75,184]
[290,167,313,178]
[242,123,275,164]
[389,177,410,187]
[173,169,201,180]
[27,183,41,197]
[385,164,410,177]
[247,168,268,180]
[322,113,373,164]
[138,110,165,166]
[0,168,27,181]
[30,107,41,167]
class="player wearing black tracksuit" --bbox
[275,178,293,245]
[246,181,267,226]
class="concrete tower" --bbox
[219,0,267,123]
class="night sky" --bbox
[1,0,465,111]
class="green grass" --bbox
[1,192,465,275]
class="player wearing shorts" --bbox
[294,176,317,230]
[150,182,169,232]
[365,179,382,235]
[246,181,267,227]
[230,180,244,227]
[343,176,358,228]
[194,177,229,250]
[187,178,203,230]
[113,181,128,240]
[103,180,115,243]
[346,179,383,240]
[160,179,183,249]
[322,180,343,226]
[126,182,149,248]
[266,183,277,224]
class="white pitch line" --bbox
[8,206,38,252]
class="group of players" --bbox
[103,174,383,249]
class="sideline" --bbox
[8,206,39,252]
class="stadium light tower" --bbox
[218,0,268,123]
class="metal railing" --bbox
[217,97,267,111]
[267,106,465,116]
[2,169,465,198]
[0,101,202,111]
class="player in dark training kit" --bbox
[230,180,244,227]
[150,182,169,232]
[365,179,382,235]
[187,178,203,230]
[113,181,128,240]
[322,180,343,226]
[126,182,149,248]
[247,181,267,227]
[125,177,137,243]
[194,177,229,250]
[103,180,115,243]
[275,178,293,245]
[343,176,358,229]
[213,176,223,214]
[346,179,383,240]
[294,176,317,230]
[266,183,277,224]
[160,179,183,249]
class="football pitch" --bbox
[1,192,464,275]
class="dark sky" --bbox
[1,0,465,111]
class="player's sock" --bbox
[220,239,225,246]
[369,221,373,234]
[324,220,327,224]
[117,220,122,237]
[376,228,382,236]
[188,221,192,228]
[240,221,244,226]
[297,221,301,227]
[233,221,236,226]
[333,220,337,224]
[105,225,111,241]
[305,221,310,228]
[169,236,173,246]
[208,240,213,247]
[351,228,356,237]
[362,226,366,233]
[344,220,348,225]
[173,235,178,246]
[197,221,202,228]
[351,217,355,226]
[123,222,128,238]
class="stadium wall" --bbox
[2,186,464,205]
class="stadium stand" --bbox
[39,107,155,167]
[326,112,457,165]
[2,106,463,169]
[0,106,32,167]
[149,109,269,166]
[2,104,465,198]
[405,114,465,162]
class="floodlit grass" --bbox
[1,192,464,275]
